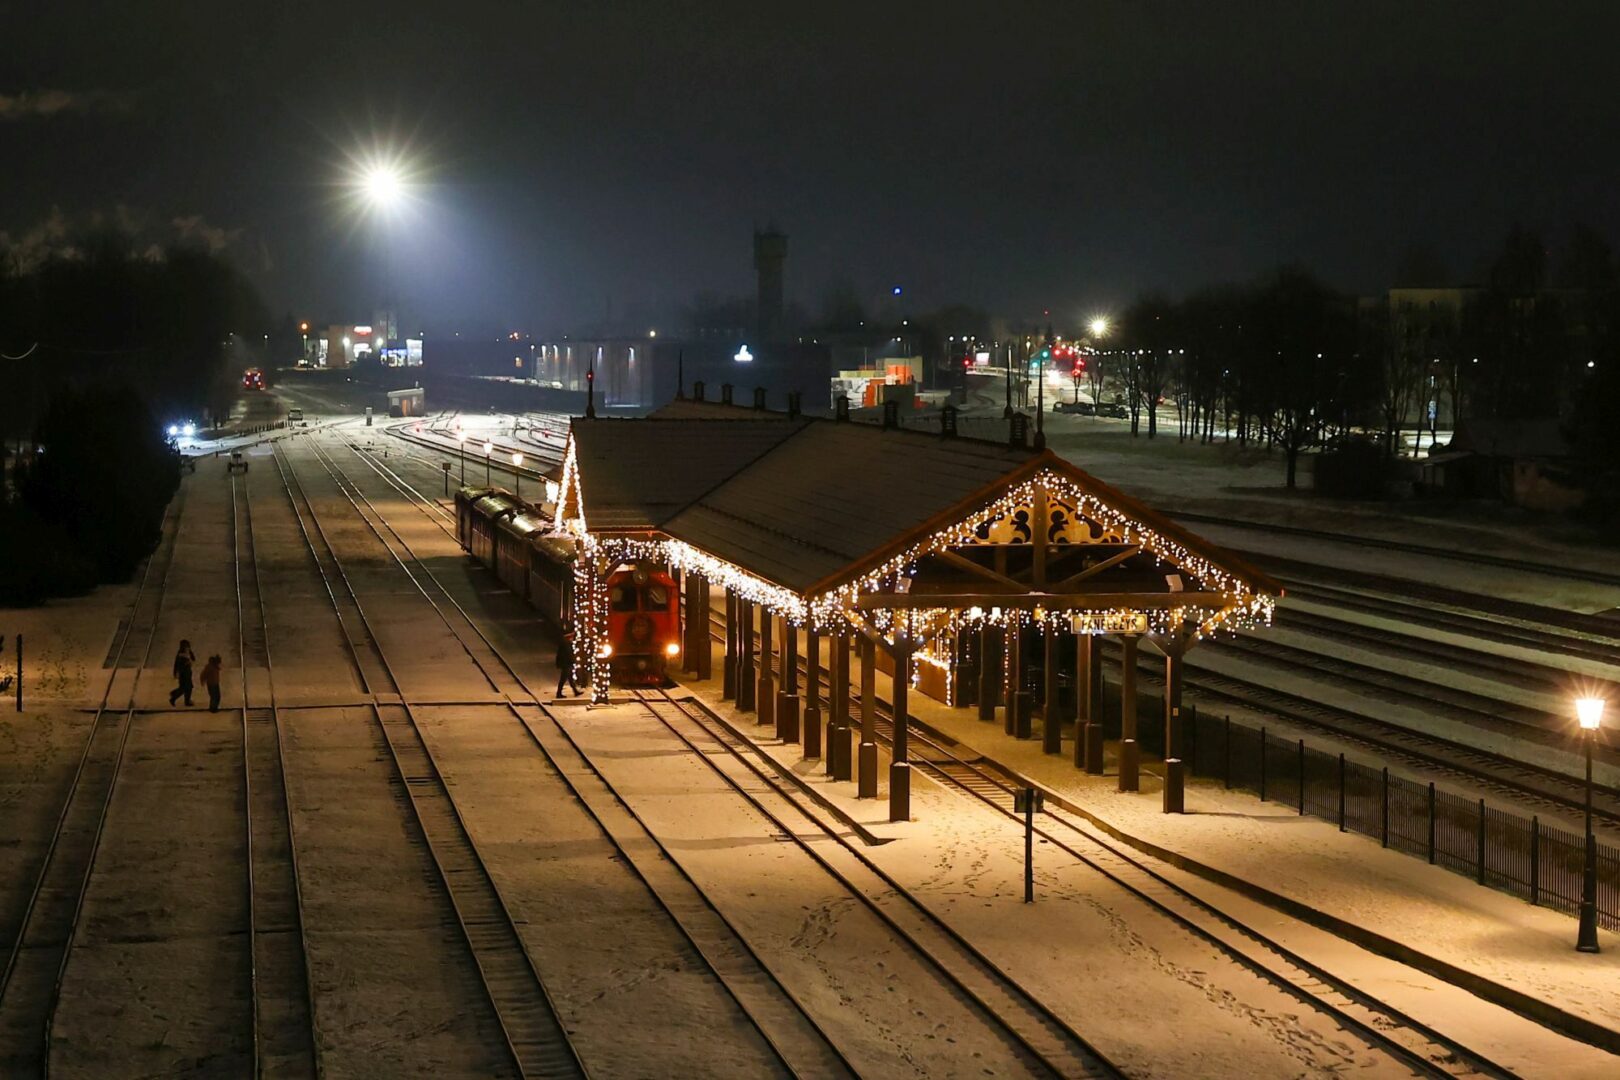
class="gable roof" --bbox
[564,412,1280,602]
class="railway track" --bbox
[631,688,1124,1080]
[271,443,585,1079]
[850,708,1515,1079]
[231,471,320,1079]
[1175,510,1620,590]
[317,433,863,1076]
[0,490,185,1074]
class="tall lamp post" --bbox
[1577,696,1606,953]
[457,432,467,485]
[483,441,494,486]
[512,452,524,500]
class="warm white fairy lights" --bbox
[550,447,1276,701]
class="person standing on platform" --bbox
[200,654,222,712]
[169,640,196,706]
[555,632,582,697]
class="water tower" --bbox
[753,226,787,343]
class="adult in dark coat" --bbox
[169,640,196,706]
[554,632,583,697]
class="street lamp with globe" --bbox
[512,451,524,500]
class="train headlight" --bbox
[664,642,680,657]
[597,643,613,659]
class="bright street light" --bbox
[362,163,404,209]
[1089,317,1110,338]
[512,452,524,499]
[1575,695,1605,953]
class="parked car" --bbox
[287,407,304,422]
[1096,402,1129,419]
[1053,400,1095,415]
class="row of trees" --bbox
[1100,226,1620,488]
[1,229,269,602]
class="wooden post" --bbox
[756,609,775,728]
[802,627,822,758]
[1118,634,1139,792]
[831,635,853,780]
[695,576,712,681]
[776,618,800,742]
[1004,622,1021,736]
[722,591,738,699]
[737,598,755,712]
[1042,626,1062,755]
[1162,640,1186,813]
[858,636,878,798]
[976,624,997,723]
[890,638,912,821]
[1073,632,1092,769]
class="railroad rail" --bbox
[272,443,585,1079]
[0,491,186,1074]
[850,702,1516,1079]
[632,688,1123,1079]
[231,471,320,1078]
[315,433,858,1075]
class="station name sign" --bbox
[1070,612,1149,634]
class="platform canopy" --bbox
[555,407,1280,648]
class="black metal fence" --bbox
[1179,707,1620,931]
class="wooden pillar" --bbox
[1041,625,1062,755]
[1087,632,1105,774]
[890,639,912,821]
[776,619,800,742]
[1118,633,1140,792]
[736,598,755,711]
[802,628,822,758]
[681,571,698,674]
[695,577,712,681]
[756,609,775,728]
[976,623,997,723]
[1074,633,1093,770]
[721,591,736,698]
[1163,642,1187,814]
[830,635,852,780]
[1003,623,1021,736]
[857,636,878,798]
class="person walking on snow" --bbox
[200,654,222,712]
[169,640,196,706]
[554,632,583,697]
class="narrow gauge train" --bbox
[454,486,681,686]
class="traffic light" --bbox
[963,355,973,371]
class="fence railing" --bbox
[1169,706,1620,931]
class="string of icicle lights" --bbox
[557,465,1277,698]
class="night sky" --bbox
[6,2,1620,332]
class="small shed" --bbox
[387,387,426,417]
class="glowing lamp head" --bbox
[483,441,494,455]
[511,452,523,467]
[1576,697,1606,731]
[1089,317,1110,338]
[167,424,179,437]
[362,164,403,208]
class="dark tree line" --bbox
[0,229,267,601]
[1101,226,1620,491]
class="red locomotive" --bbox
[455,487,682,687]
[602,562,681,686]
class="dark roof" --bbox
[664,422,1038,591]
[648,398,799,420]
[566,412,1280,599]
[568,418,807,530]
